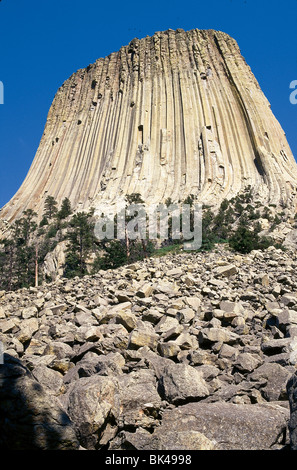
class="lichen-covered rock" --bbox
[153,401,289,450]
[66,374,119,449]
[65,369,161,449]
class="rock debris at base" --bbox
[1,244,297,450]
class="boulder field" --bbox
[1,244,297,450]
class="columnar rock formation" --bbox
[1,28,297,224]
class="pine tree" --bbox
[44,195,58,220]
[57,197,72,220]
[14,244,36,288]
[123,193,147,259]
[93,239,128,271]
[64,211,95,278]
[200,208,216,251]
[0,238,14,291]
[212,199,234,241]
[19,209,37,244]
[0,211,39,289]
[229,214,273,254]
[0,213,36,289]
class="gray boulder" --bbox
[248,363,292,401]
[66,374,119,449]
[0,355,79,450]
[151,401,289,450]
[158,362,209,404]
[65,368,161,449]
[110,426,217,450]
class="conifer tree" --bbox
[44,195,58,220]
[64,211,95,278]
[93,238,128,271]
[124,192,148,259]
[0,238,14,291]
[7,210,39,288]
[57,197,72,220]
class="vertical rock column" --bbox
[1,29,296,225]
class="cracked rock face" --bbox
[1,28,297,226]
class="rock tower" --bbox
[1,28,297,224]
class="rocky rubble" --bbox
[1,244,297,450]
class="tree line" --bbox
[0,193,155,291]
[0,187,285,291]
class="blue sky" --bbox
[0,0,296,209]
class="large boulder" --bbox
[151,402,289,450]
[65,369,162,449]
[248,363,292,401]
[65,374,119,449]
[158,362,209,404]
[0,355,79,450]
